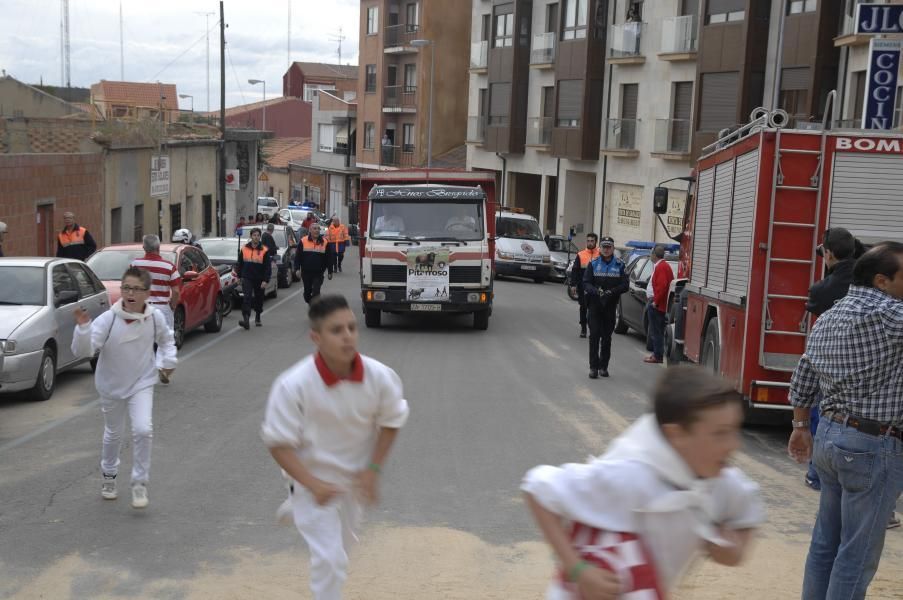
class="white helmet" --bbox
[172,228,192,243]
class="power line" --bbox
[146,19,220,83]
[225,45,247,106]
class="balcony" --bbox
[467,116,487,143]
[601,118,640,157]
[659,15,697,60]
[470,40,488,71]
[651,119,692,159]
[530,32,556,67]
[380,144,417,168]
[608,22,645,65]
[383,85,417,113]
[384,23,420,51]
[526,117,552,147]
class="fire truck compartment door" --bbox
[830,153,903,245]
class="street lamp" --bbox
[248,79,266,131]
[178,93,194,112]
[411,39,434,169]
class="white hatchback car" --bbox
[256,197,279,218]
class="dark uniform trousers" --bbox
[302,272,324,304]
[242,278,266,318]
[588,296,617,371]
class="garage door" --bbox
[830,153,903,243]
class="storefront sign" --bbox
[150,155,170,198]
[615,187,642,229]
[406,247,450,302]
[665,190,686,238]
[856,4,903,34]
[863,38,902,130]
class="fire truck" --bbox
[656,100,903,413]
[358,170,497,330]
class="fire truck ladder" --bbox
[758,127,827,372]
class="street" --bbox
[1,246,900,600]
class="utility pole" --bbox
[196,11,215,112]
[329,28,346,65]
[119,1,124,80]
[60,0,71,87]
[287,0,291,68]
[218,1,226,236]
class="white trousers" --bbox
[292,487,362,600]
[100,387,154,483]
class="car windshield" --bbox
[285,210,307,222]
[237,227,288,247]
[199,239,242,261]
[548,238,579,253]
[497,216,543,241]
[370,200,484,241]
[87,250,177,280]
[0,266,45,305]
[259,198,278,207]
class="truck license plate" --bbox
[411,303,442,312]
[521,265,537,271]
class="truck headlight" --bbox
[373,291,386,301]
[497,250,514,260]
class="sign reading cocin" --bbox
[863,39,902,130]
[406,247,450,302]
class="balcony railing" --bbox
[380,144,416,168]
[531,32,556,64]
[384,23,420,48]
[383,85,417,110]
[609,22,644,58]
[470,40,488,69]
[526,117,552,146]
[467,116,487,143]
[602,118,639,151]
[660,15,697,54]
[653,119,691,154]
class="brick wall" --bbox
[0,153,104,257]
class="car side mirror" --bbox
[636,279,649,289]
[653,187,669,215]
[183,270,199,281]
[55,289,79,307]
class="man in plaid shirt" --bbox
[788,242,903,600]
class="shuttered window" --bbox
[781,67,810,91]
[621,84,638,119]
[699,72,738,131]
[557,80,583,127]
[726,150,759,298]
[707,160,735,292]
[691,168,714,288]
[489,83,511,125]
[830,153,903,243]
[671,81,693,151]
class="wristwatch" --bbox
[791,419,811,429]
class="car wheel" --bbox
[29,346,56,401]
[204,294,224,333]
[614,300,629,334]
[173,307,186,349]
[473,310,489,330]
[702,319,720,373]
[364,308,381,328]
[267,284,278,299]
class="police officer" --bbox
[568,232,600,338]
[293,221,329,304]
[583,236,628,379]
[56,212,97,260]
[234,228,271,330]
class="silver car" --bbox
[0,258,110,401]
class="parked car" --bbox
[256,196,280,218]
[86,243,223,348]
[197,237,278,306]
[277,207,311,237]
[545,235,580,282]
[614,254,679,339]
[235,224,299,288]
[494,210,552,283]
[618,240,680,268]
[0,258,110,401]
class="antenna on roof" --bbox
[60,0,71,87]
[287,0,291,68]
[328,28,346,65]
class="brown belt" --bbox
[822,411,903,441]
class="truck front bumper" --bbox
[362,288,492,313]
[495,261,551,279]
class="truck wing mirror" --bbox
[653,187,669,215]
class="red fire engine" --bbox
[657,100,903,413]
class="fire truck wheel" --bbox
[701,319,720,373]
[365,307,382,328]
[664,324,685,365]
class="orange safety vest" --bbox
[326,224,349,251]
[241,244,268,264]
[58,226,87,248]
[577,247,600,267]
[302,237,326,253]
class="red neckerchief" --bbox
[315,353,364,386]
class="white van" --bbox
[256,196,279,218]
[494,209,552,283]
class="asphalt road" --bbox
[1,247,900,599]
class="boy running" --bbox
[261,294,409,599]
[522,366,764,599]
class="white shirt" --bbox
[261,354,410,488]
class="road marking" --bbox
[529,339,559,360]
[0,288,304,455]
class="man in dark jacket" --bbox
[293,222,330,304]
[569,233,599,338]
[56,212,97,260]
[235,228,271,330]
[583,236,629,379]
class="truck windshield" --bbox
[370,200,484,241]
[497,216,543,241]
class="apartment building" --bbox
[310,89,360,222]
[356,0,471,171]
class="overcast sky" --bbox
[0,0,361,111]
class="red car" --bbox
[86,243,224,348]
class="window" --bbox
[707,11,744,23]
[562,0,587,40]
[202,194,212,235]
[304,84,331,102]
[52,264,78,296]
[67,263,103,297]
[494,7,514,48]
[556,80,583,127]
[404,64,417,93]
[367,6,379,34]
[405,2,419,32]
[170,203,182,235]
[852,70,866,122]
[546,3,559,34]
[481,14,491,41]
[707,0,745,23]
[788,0,817,14]
[365,65,377,93]
[541,86,555,118]
[627,0,643,22]
[489,82,511,125]
[364,122,376,149]
[134,204,144,242]
[319,124,336,152]
[402,124,414,153]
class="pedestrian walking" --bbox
[0,220,7,257]
[302,212,317,230]
[294,222,329,304]
[130,235,181,382]
[644,245,674,364]
[56,211,97,261]
[262,223,279,262]
[788,242,903,599]
[326,217,350,279]
[522,365,763,599]
[235,228,271,330]
[71,267,177,509]
[569,233,600,338]
[261,294,409,600]
[583,236,628,378]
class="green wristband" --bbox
[368,462,382,474]
[567,560,589,583]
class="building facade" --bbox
[311,90,360,223]
[283,62,359,101]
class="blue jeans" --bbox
[645,303,666,360]
[806,406,821,483]
[802,418,903,600]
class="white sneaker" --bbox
[131,483,149,509]
[276,497,293,526]
[101,474,117,500]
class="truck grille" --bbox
[371,264,482,284]
[449,266,482,283]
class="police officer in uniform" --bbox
[583,236,628,378]
[235,228,271,330]
[568,232,600,338]
[56,212,97,260]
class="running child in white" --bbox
[522,366,764,600]
[261,294,409,600]
[72,267,177,509]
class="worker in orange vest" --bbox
[56,212,97,261]
[325,216,350,280]
[568,233,600,338]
